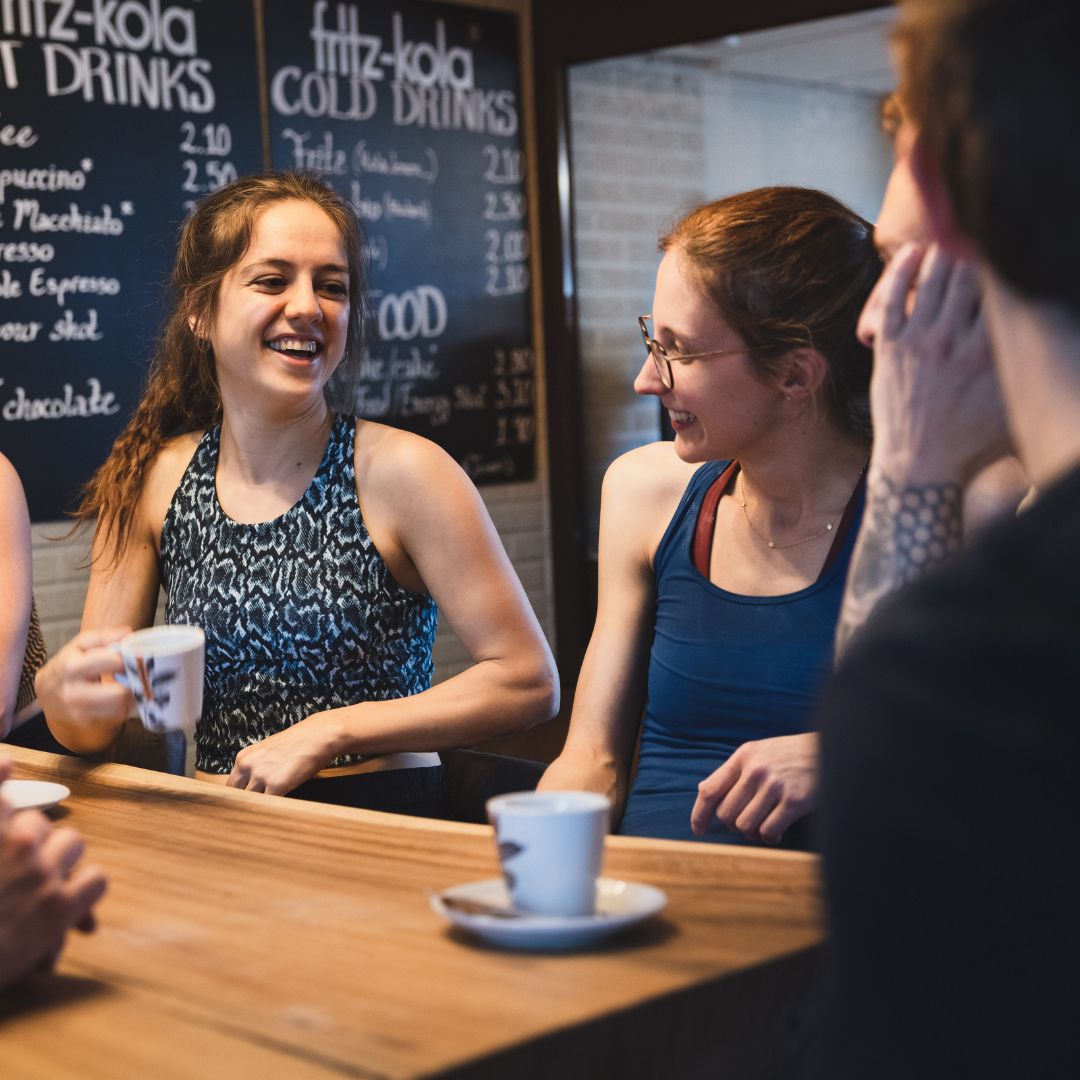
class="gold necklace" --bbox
[736,458,868,551]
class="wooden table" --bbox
[0,746,824,1079]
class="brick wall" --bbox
[568,59,708,556]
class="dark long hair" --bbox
[71,171,370,564]
[661,186,880,440]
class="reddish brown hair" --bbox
[661,186,879,440]
[895,0,1080,315]
[71,172,369,564]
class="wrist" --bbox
[311,709,352,758]
[868,450,974,491]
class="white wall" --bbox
[702,73,890,225]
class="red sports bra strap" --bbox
[692,461,740,577]
[692,460,866,580]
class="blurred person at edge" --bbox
[832,90,1029,656]
[1,455,105,988]
[1,452,69,756]
[819,1,1080,1076]
[0,756,107,987]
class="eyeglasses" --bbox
[638,314,750,390]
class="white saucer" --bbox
[0,779,71,812]
[432,876,667,951]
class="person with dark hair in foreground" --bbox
[832,91,1029,658]
[820,1,1080,1075]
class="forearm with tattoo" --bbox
[835,474,963,659]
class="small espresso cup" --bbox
[486,790,610,917]
[116,625,205,734]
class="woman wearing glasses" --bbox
[540,187,879,844]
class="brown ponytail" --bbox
[69,171,369,565]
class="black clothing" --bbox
[819,461,1080,1078]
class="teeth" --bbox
[669,411,695,424]
[268,338,318,353]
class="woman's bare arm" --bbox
[0,456,33,737]
[539,444,692,822]
[227,424,560,794]
[36,435,198,753]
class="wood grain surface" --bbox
[0,746,824,1079]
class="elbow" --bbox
[516,654,560,732]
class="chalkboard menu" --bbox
[263,0,535,485]
[0,0,263,521]
[1,0,535,521]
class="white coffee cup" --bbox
[117,625,205,734]
[486,790,610,917]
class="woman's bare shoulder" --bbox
[598,442,701,561]
[142,430,203,530]
[604,441,699,505]
[0,452,26,509]
[354,419,463,493]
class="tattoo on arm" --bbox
[835,475,963,659]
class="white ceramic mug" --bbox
[486,790,610,917]
[117,625,205,734]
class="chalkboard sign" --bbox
[1,0,535,521]
[0,0,264,521]
[263,0,536,484]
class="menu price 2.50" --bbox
[179,121,239,208]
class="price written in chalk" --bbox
[494,377,534,409]
[493,347,534,376]
[181,159,239,195]
[495,413,534,447]
[482,191,525,222]
[485,263,528,298]
[482,145,524,185]
[484,228,529,264]
[179,122,233,157]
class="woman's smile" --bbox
[266,335,323,362]
[668,409,697,430]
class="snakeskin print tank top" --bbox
[160,414,438,774]
[14,601,47,721]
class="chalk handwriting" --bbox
[0,110,37,146]
[10,199,123,234]
[1,1,198,57]
[0,161,88,205]
[0,377,119,420]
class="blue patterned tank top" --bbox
[160,414,438,774]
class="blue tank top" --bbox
[160,414,438,774]
[618,459,864,842]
